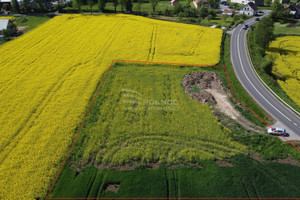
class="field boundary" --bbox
[46,59,300,200]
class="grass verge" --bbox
[219,33,274,127]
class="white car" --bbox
[268,127,287,136]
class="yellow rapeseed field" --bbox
[0,16,15,20]
[0,14,222,199]
[267,36,300,106]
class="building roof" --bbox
[0,19,9,31]
[248,2,258,10]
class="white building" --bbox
[240,2,258,15]
[230,0,252,4]
[231,0,264,5]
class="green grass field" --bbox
[68,63,246,166]
[49,154,300,198]
[16,15,52,32]
[274,21,300,36]
[48,62,300,199]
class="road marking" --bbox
[294,123,298,126]
[236,27,292,122]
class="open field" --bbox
[0,14,222,199]
[266,36,300,107]
[49,62,300,198]
[50,155,300,198]
[15,15,52,32]
[274,21,300,36]
[68,63,246,167]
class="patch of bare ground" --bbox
[167,162,203,168]
[248,152,300,167]
[17,26,28,32]
[70,161,205,172]
[182,71,264,133]
[274,158,300,167]
[287,22,298,28]
[95,162,142,171]
[216,160,233,167]
[105,184,120,192]
[248,152,266,163]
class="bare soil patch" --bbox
[287,22,298,28]
[274,158,300,167]
[105,184,120,192]
[17,26,29,32]
[182,71,264,133]
[168,162,203,168]
[216,160,233,167]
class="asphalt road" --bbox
[230,12,300,141]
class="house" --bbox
[240,2,258,15]
[287,4,300,18]
[0,19,9,32]
[171,0,178,6]
[222,9,235,16]
[230,0,252,5]
[230,0,263,5]
[0,19,9,40]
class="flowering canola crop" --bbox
[267,36,300,106]
[0,14,222,199]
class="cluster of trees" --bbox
[71,0,160,13]
[270,0,291,21]
[252,0,294,54]
[0,23,17,40]
[253,16,274,55]
[7,0,32,13]
[9,0,58,13]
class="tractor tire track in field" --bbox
[0,27,68,96]
[147,25,157,61]
[0,20,121,159]
[95,20,124,62]
[85,173,97,197]
[189,32,204,55]
[256,161,300,194]
[172,170,178,198]
[164,168,170,199]
[241,178,251,199]
[0,63,79,163]
[250,179,259,199]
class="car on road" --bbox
[268,127,287,136]
[243,24,249,30]
[255,17,260,21]
[258,11,264,14]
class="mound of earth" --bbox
[182,71,223,104]
[182,71,264,133]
